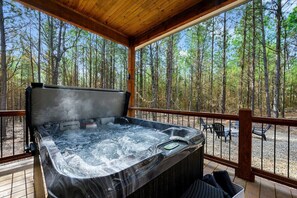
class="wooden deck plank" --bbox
[11,182,26,193]
[0,173,12,182]
[244,176,261,198]
[275,182,293,198]
[0,188,12,197]
[215,163,228,171]
[291,188,297,198]
[1,158,296,198]
[260,177,276,198]
[234,176,247,189]
[0,175,12,186]
[0,182,13,192]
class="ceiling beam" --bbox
[16,0,130,46]
[133,0,247,49]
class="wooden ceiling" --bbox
[16,0,246,48]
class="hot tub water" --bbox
[48,123,171,177]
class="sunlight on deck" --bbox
[0,158,296,198]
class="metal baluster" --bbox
[187,116,190,127]
[229,119,231,161]
[273,124,276,174]
[205,117,208,154]
[1,117,2,158]
[261,123,264,170]
[13,117,15,155]
[182,115,184,126]
[220,119,222,158]
[213,118,215,156]
[288,126,290,178]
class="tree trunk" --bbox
[0,0,7,136]
[260,0,271,117]
[196,26,202,112]
[48,16,54,84]
[240,6,247,109]
[273,0,281,118]
[282,24,288,118]
[251,0,256,114]
[29,28,35,82]
[89,34,92,87]
[166,35,174,109]
[210,18,215,112]
[37,11,41,83]
[139,48,144,107]
[221,12,227,114]
[52,20,64,85]
[247,41,251,108]
[94,36,99,88]
[150,44,158,121]
[100,39,106,88]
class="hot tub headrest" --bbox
[26,83,130,127]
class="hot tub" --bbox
[26,83,204,198]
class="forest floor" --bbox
[0,120,26,158]
[204,127,297,181]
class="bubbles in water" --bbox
[51,123,170,177]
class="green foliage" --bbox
[1,0,297,117]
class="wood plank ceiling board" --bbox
[15,0,129,46]
[16,0,247,48]
[133,0,247,47]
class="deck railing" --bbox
[1,108,297,189]
[0,110,31,164]
[130,107,297,189]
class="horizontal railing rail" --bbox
[130,107,240,169]
[1,108,297,189]
[251,115,297,189]
[129,107,297,189]
[130,107,239,120]
[0,110,26,116]
[252,116,297,126]
[0,110,31,164]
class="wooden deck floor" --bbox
[0,157,296,198]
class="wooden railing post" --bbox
[127,45,135,117]
[235,109,255,181]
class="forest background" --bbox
[1,0,297,119]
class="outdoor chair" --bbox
[212,123,231,142]
[200,118,212,132]
[252,124,271,141]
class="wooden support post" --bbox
[127,45,135,117]
[235,109,255,181]
[34,153,46,198]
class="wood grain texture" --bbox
[34,155,45,198]
[127,46,135,117]
[236,109,255,181]
[15,0,129,46]
[56,0,199,36]
[1,158,296,198]
[260,178,276,198]
[133,0,240,46]
[15,0,245,47]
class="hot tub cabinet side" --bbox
[128,145,204,198]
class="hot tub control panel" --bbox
[163,142,179,150]
[158,141,188,156]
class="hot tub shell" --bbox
[26,83,204,198]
